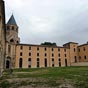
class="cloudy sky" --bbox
[5,0,88,46]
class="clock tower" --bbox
[0,0,6,71]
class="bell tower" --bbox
[0,0,6,71]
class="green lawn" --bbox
[0,66,88,88]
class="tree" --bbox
[41,42,57,46]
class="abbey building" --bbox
[0,0,88,69]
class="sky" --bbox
[5,0,88,46]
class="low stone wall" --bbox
[71,62,88,66]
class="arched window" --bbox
[10,39,14,43]
[19,58,23,68]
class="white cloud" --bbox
[5,0,88,45]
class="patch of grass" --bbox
[1,66,88,87]
[0,80,10,88]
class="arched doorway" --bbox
[6,57,11,69]
[65,59,67,67]
[6,60,10,68]
[19,58,23,68]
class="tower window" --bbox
[7,26,10,30]
[10,39,14,43]
[17,41,19,43]
[12,26,14,30]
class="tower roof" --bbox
[7,14,17,26]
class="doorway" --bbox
[6,60,10,68]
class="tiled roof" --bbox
[7,14,17,26]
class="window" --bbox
[74,48,76,52]
[20,52,22,56]
[37,47,39,51]
[52,48,54,51]
[45,48,47,51]
[37,58,39,61]
[29,47,31,50]
[58,54,60,57]
[37,53,39,56]
[79,49,80,52]
[10,39,14,43]
[84,56,86,59]
[29,53,31,56]
[52,58,54,67]
[19,58,23,68]
[37,58,40,67]
[83,47,85,51]
[74,56,77,62]
[20,46,23,50]
[64,49,66,52]
[64,54,67,57]
[58,58,61,67]
[52,53,54,57]
[28,58,31,68]
[65,59,67,66]
[12,26,14,30]
[17,41,19,43]
[45,53,47,57]
[44,58,47,67]
[58,48,60,51]
[28,58,31,61]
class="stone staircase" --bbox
[71,62,88,66]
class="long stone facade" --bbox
[0,0,88,69]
